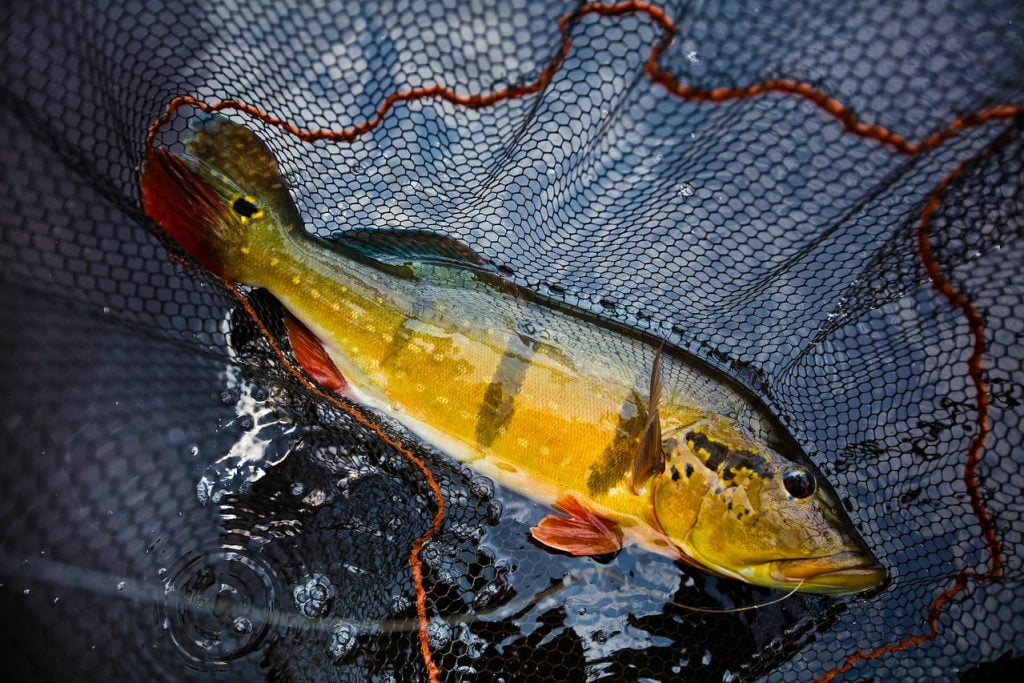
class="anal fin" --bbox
[530,496,623,556]
[284,314,348,395]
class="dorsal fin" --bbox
[631,341,666,494]
[334,228,487,269]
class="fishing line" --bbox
[663,579,805,614]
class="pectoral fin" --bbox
[284,314,348,395]
[530,496,623,556]
[631,342,665,493]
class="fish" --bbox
[140,114,886,595]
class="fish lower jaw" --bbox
[768,552,887,595]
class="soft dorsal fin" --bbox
[334,228,487,269]
[631,341,666,494]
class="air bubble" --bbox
[677,183,695,198]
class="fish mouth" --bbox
[771,551,887,595]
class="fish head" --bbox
[652,421,886,595]
[140,115,300,280]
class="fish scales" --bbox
[140,114,886,594]
[265,236,657,517]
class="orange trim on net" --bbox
[817,112,1020,683]
[139,2,1022,679]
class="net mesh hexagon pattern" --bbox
[1,1,1022,680]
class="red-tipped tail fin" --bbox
[140,147,231,277]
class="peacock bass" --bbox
[141,115,885,595]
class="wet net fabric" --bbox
[1,0,1023,680]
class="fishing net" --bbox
[1,0,1022,680]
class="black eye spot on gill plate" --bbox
[782,466,816,499]
[232,196,259,218]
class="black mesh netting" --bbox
[1,0,1023,680]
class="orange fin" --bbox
[530,496,623,556]
[284,314,348,394]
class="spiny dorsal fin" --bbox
[631,341,666,494]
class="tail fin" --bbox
[141,146,233,276]
[141,115,300,278]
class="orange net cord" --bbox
[141,3,1021,679]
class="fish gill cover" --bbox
[0,0,1022,681]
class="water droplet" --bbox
[293,573,336,618]
[303,489,326,506]
[328,623,356,659]
[189,445,200,457]
[686,50,700,63]
[196,476,214,505]
[469,477,494,500]
[160,549,280,667]
[427,620,453,649]
[677,183,695,198]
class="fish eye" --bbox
[231,196,261,220]
[782,466,816,499]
